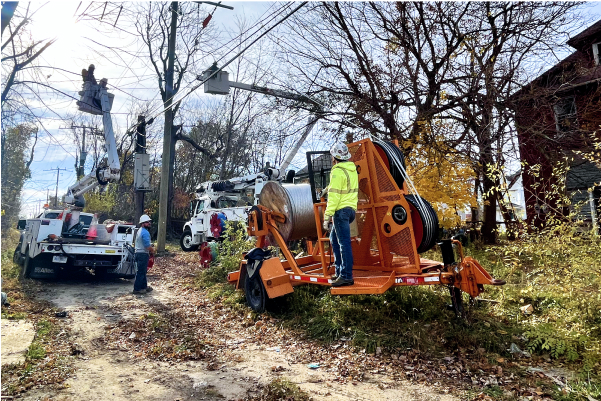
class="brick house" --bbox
[513,19,601,231]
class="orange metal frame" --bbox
[228,139,504,298]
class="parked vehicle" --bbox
[15,71,137,279]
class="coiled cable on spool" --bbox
[373,141,406,190]
[259,183,316,241]
[405,194,439,253]
[373,140,431,228]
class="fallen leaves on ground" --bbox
[97,251,568,400]
[1,280,75,396]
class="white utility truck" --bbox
[180,172,267,251]
[15,74,137,279]
[179,65,321,251]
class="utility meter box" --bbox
[134,153,151,191]
[203,69,230,95]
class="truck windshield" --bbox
[38,212,60,219]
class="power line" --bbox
[44,167,70,208]
[146,2,309,127]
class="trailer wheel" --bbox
[244,271,267,313]
[180,230,199,252]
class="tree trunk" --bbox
[480,152,498,244]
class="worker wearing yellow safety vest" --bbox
[323,142,359,287]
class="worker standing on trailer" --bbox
[324,142,359,287]
[133,214,155,295]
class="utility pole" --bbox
[134,115,153,225]
[45,167,69,207]
[157,1,178,252]
[59,125,98,179]
[156,1,233,251]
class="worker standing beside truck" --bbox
[133,214,155,294]
[324,142,359,287]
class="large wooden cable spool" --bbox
[258,182,316,241]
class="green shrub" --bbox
[197,221,253,289]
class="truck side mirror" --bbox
[17,219,26,230]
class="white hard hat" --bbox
[139,214,152,224]
[330,141,351,161]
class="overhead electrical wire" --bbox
[121,1,299,127]
[144,2,309,128]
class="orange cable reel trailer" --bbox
[227,138,505,314]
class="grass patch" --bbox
[246,378,311,401]
[198,220,600,398]
[26,343,46,360]
[1,311,27,320]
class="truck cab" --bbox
[180,192,253,251]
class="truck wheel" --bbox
[20,252,33,279]
[13,244,22,266]
[180,230,199,252]
[25,255,56,280]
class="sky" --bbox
[5,1,601,218]
[12,1,283,218]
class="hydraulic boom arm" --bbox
[64,79,120,207]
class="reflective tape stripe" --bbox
[328,188,359,194]
[291,275,332,284]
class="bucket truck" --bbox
[180,65,321,251]
[15,73,137,279]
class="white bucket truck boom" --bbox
[15,68,136,279]
[180,65,322,251]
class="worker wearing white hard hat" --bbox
[133,214,155,294]
[324,141,358,288]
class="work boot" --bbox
[331,277,354,287]
[330,275,338,282]
[132,289,145,295]
[145,286,154,293]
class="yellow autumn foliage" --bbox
[403,132,477,229]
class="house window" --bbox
[553,96,578,134]
[593,43,601,66]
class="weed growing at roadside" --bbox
[196,221,253,294]
[245,377,311,401]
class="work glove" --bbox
[323,219,330,232]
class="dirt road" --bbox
[17,253,458,401]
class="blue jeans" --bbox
[330,207,355,280]
[134,252,149,291]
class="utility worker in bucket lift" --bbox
[133,214,155,295]
[324,142,359,287]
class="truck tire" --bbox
[13,244,22,266]
[22,253,56,280]
[20,252,33,279]
[180,230,199,252]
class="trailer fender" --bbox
[259,257,294,299]
[230,247,272,289]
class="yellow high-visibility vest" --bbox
[325,161,359,217]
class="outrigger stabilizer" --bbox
[227,138,505,313]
